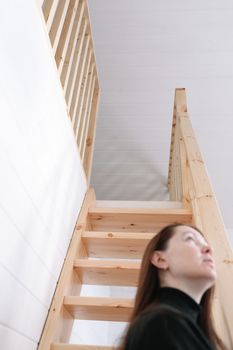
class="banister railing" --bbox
[169,88,233,348]
[41,0,100,183]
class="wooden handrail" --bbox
[169,88,233,348]
[41,0,100,183]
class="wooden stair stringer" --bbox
[38,188,96,349]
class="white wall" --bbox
[0,1,87,349]
[88,0,233,236]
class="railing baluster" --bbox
[49,0,70,49]
[41,0,100,182]
[42,0,54,22]
[45,0,60,32]
[83,85,100,183]
[55,0,80,67]
[80,75,96,160]
[59,1,84,77]
[65,21,88,105]
[72,48,92,129]
[74,56,94,141]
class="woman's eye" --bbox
[186,235,194,241]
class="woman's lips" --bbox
[203,258,215,266]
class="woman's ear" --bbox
[151,251,169,270]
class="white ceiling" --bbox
[88,0,233,231]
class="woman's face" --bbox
[153,226,217,287]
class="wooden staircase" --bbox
[38,89,233,349]
[38,188,192,349]
[38,0,233,346]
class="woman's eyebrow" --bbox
[182,231,195,240]
[182,231,195,237]
[182,231,208,244]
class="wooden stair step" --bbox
[51,344,116,350]
[82,231,154,259]
[88,207,192,232]
[63,296,133,321]
[74,259,140,286]
[96,200,183,209]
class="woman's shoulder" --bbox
[124,305,212,350]
[133,303,184,329]
[128,303,190,341]
[125,305,187,349]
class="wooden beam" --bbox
[82,231,155,259]
[74,259,140,286]
[63,296,133,321]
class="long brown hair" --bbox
[121,223,225,350]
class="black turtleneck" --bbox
[124,287,214,350]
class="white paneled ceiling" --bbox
[88,0,233,230]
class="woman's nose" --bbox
[201,244,212,255]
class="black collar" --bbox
[157,287,202,323]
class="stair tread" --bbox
[74,259,140,286]
[81,231,155,258]
[88,207,192,232]
[74,259,140,268]
[51,344,116,350]
[63,296,133,321]
[82,231,156,239]
[96,200,183,208]
[89,207,191,215]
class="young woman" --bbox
[121,224,226,350]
